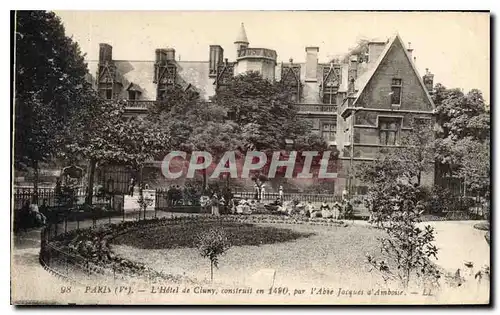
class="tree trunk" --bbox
[210,261,214,283]
[33,160,39,204]
[85,159,96,205]
[203,172,207,193]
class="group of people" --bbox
[16,198,48,231]
[277,199,353,219]
[200,194,235,216]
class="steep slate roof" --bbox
[88,60,215,100]
[352,34,435,108]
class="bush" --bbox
[195,227,232,282]
[366,182,440,289]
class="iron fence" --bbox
[234,191,343,203]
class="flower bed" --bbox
[43,215,347,283]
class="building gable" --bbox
[354,35,434,112]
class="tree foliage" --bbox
[432,84,490,196]
[212,71,326,152]
[433,84,490,142]
[196,226,232,282]
[63,97,169,169]
[15,11,90,168]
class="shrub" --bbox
[366,182,440,289]
[195,226,232,282]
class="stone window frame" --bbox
[98,83,113,100]
[377,115,404,146]
[391,78,403,107]
[321,121,337,142]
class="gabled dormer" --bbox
[97,43,122,99]
[154,48,177,100]
[280,58,301,103]
[321,61,342,105]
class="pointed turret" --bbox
[234,23,249,56]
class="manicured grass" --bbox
[112,221,315,249]
[111,222,390,287]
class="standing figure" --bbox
[253,184,259,201]
[211,194,220,216]
[220,196,226,214]
[278,185,284,202]
[129,177,136,197]
[260,184,266,202]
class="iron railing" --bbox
[293,104,338,113]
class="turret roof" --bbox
[235,23,249,44]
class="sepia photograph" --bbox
[11,10,490,305]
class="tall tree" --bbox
[433,84,490,142]
[62,97,170,204]
[432,84,490,194]
[148,85,243,190]
[212,71,326,152]
[15,10,90,198]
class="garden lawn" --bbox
[111,222,389,288]
[112,221,314,249]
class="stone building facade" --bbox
[87,23,436,194]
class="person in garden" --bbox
[219,196,226,214]
[210,194,220,216]
[260,184,266,201]
[279,185,284,202]
[128,177,136,197]
[29,197,46,226]
[320,201,330,211]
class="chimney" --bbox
[155,49,167,63]
[407,42,413,59]
[209,45,224,77]
[99,43,113,62]
[367,41,386,63]
[165,48,176,61]
[305,46,319,82]
[348,55,358,80]
[423,68,434,93]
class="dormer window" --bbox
[128,91,137,100]
[322,84,338,105]
[322,64,341,105]
[127,83,142,101]
[391,78,402,105]
[98,84,113,100]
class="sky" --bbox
[55,11,490,104]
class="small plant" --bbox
[366,183,440,289]
[195,226,232,282]
[137,191,154,220]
